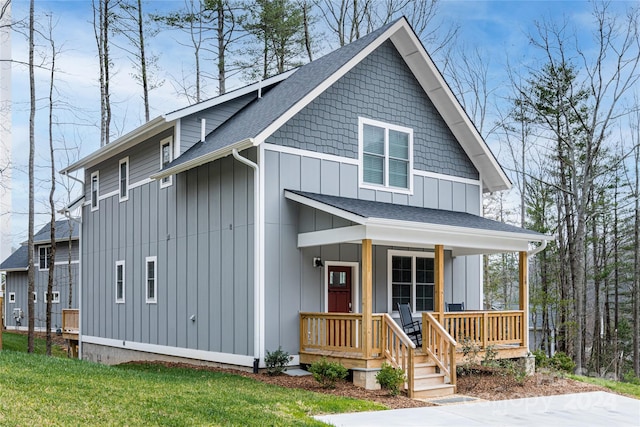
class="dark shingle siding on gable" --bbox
[268,41,479,180]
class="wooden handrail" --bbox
[379,313,415,397]
[422,312,457,388]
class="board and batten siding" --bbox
[82,131,255,357]
[263,149,482,354]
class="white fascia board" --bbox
[1,267,28,272]
[253,20,406,146]
[163,70,297,122]
[389,26,511,193]
[150,139,255,180]
[60,117,173,174]
[298,225,366,248]
[284,190,366,224]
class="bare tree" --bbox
[27,0,35,353]
[93,0,118,146]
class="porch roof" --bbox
[285,190,550,256]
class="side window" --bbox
[38,246,51,270]
[45,291,60,304]
[115,260,125,303]
[90,171,99,211]
[160,137,173,188]
[8,292,15,303]
[119,157,129,202]
[145,256,157,303]
[32,291,37,304]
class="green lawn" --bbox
[0,349,385,426]
[2,331,68,357]
[570,374,640,399]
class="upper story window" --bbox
[359,117,413,192]
[39,246,52,270]
[160,137,173,188]
[90,171,99,211]
[388,250,434,313]
[145,256,157,303]
[115,260,125,303]
[119,157,129,202]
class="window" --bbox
[44,291,60,304]
[8,292,15,303]
[145,256,157,303]
[115,261,125,303]
[359,117,413,191]
[388,250,434,313]
[39,246,52,270]
[160,137,173,188]
[32,291,37,304]
[119,157,129,202]
[90,171,99,210]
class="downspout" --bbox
[61,171,84,359]
[232,148,261,373]
[527,238,549,257]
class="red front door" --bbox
[328,266,352,313]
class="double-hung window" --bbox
[388,250,434,313]
[45,291,60,303]
[145,256,157,303]
[359,117,413,191]
[160,137,173,188]
[115,260,125,303]
[39,246,51,270]
[90,171,99,211]
[119,157,129,202]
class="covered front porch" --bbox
[286,190,548,398]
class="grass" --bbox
[2,331,68,357]
[0,350,385,426]
[570,374,640,399]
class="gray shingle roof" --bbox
[0,244,28,271]
[165,18,401,171]
[286,190,545,237]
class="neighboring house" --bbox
[0,219,80,331]
[61,18,550,397]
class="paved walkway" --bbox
[315,391,640,426]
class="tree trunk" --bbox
[46,21,57,356]
[27,0,35,353]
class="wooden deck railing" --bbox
[380,313,415,396]
[422,312,457,387]
[62,309,79,334]
[443,310,525,348]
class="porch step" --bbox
[414,372,446,388]
[413,383,456,399]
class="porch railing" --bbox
[422,312,456,387]
[380,313,415,396]
[443,310,525,348]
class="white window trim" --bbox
[44,291,60,304]
[323,261,360,314]
[90,170,100,211]
[119,157,129,202]
[145,256,157,304]
[387,249,435,314]
[115,260,125,304]
[358,117,414,195]
[159,137,173,189]
[32,291,37,304]
[8,292,15,303]
[38,245,51,271]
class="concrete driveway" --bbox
[315,391,640,426]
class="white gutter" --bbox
[231,148,262,372]
[527,238,550,257]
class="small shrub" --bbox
[376,363,406,396]
[623,371,640,385]
[264,347,291,376]
[308,358,348,388]
[532,349,549,368]
[460,337,480,374]
[482,345,499,369]
[549,351,575,374]
[500,359,527,385]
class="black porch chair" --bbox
[397,303,422,347]
[446,302,465,312]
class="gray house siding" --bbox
[82,134,255,357]
[268,40,479,180]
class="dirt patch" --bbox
[127,361,609,410]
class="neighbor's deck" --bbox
[62,309,79,357]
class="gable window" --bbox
[90,171,99,211]
[359,117,413,192]
[388,250,434,313]
[8,292,15,303]
[45,291,60,304]
[145,256,157,303]
[160,137,173,188]
[39,246,52,270]
[115,260,125,303]
[119,157,129,202]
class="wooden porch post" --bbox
[519,251,529,350]
[362,239,373,358]
[435,244,444,324]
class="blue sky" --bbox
[4,0,636,249]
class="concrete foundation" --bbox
[523,354,536,376]
[352,368,381,390]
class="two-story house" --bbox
[60,18,549,397]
